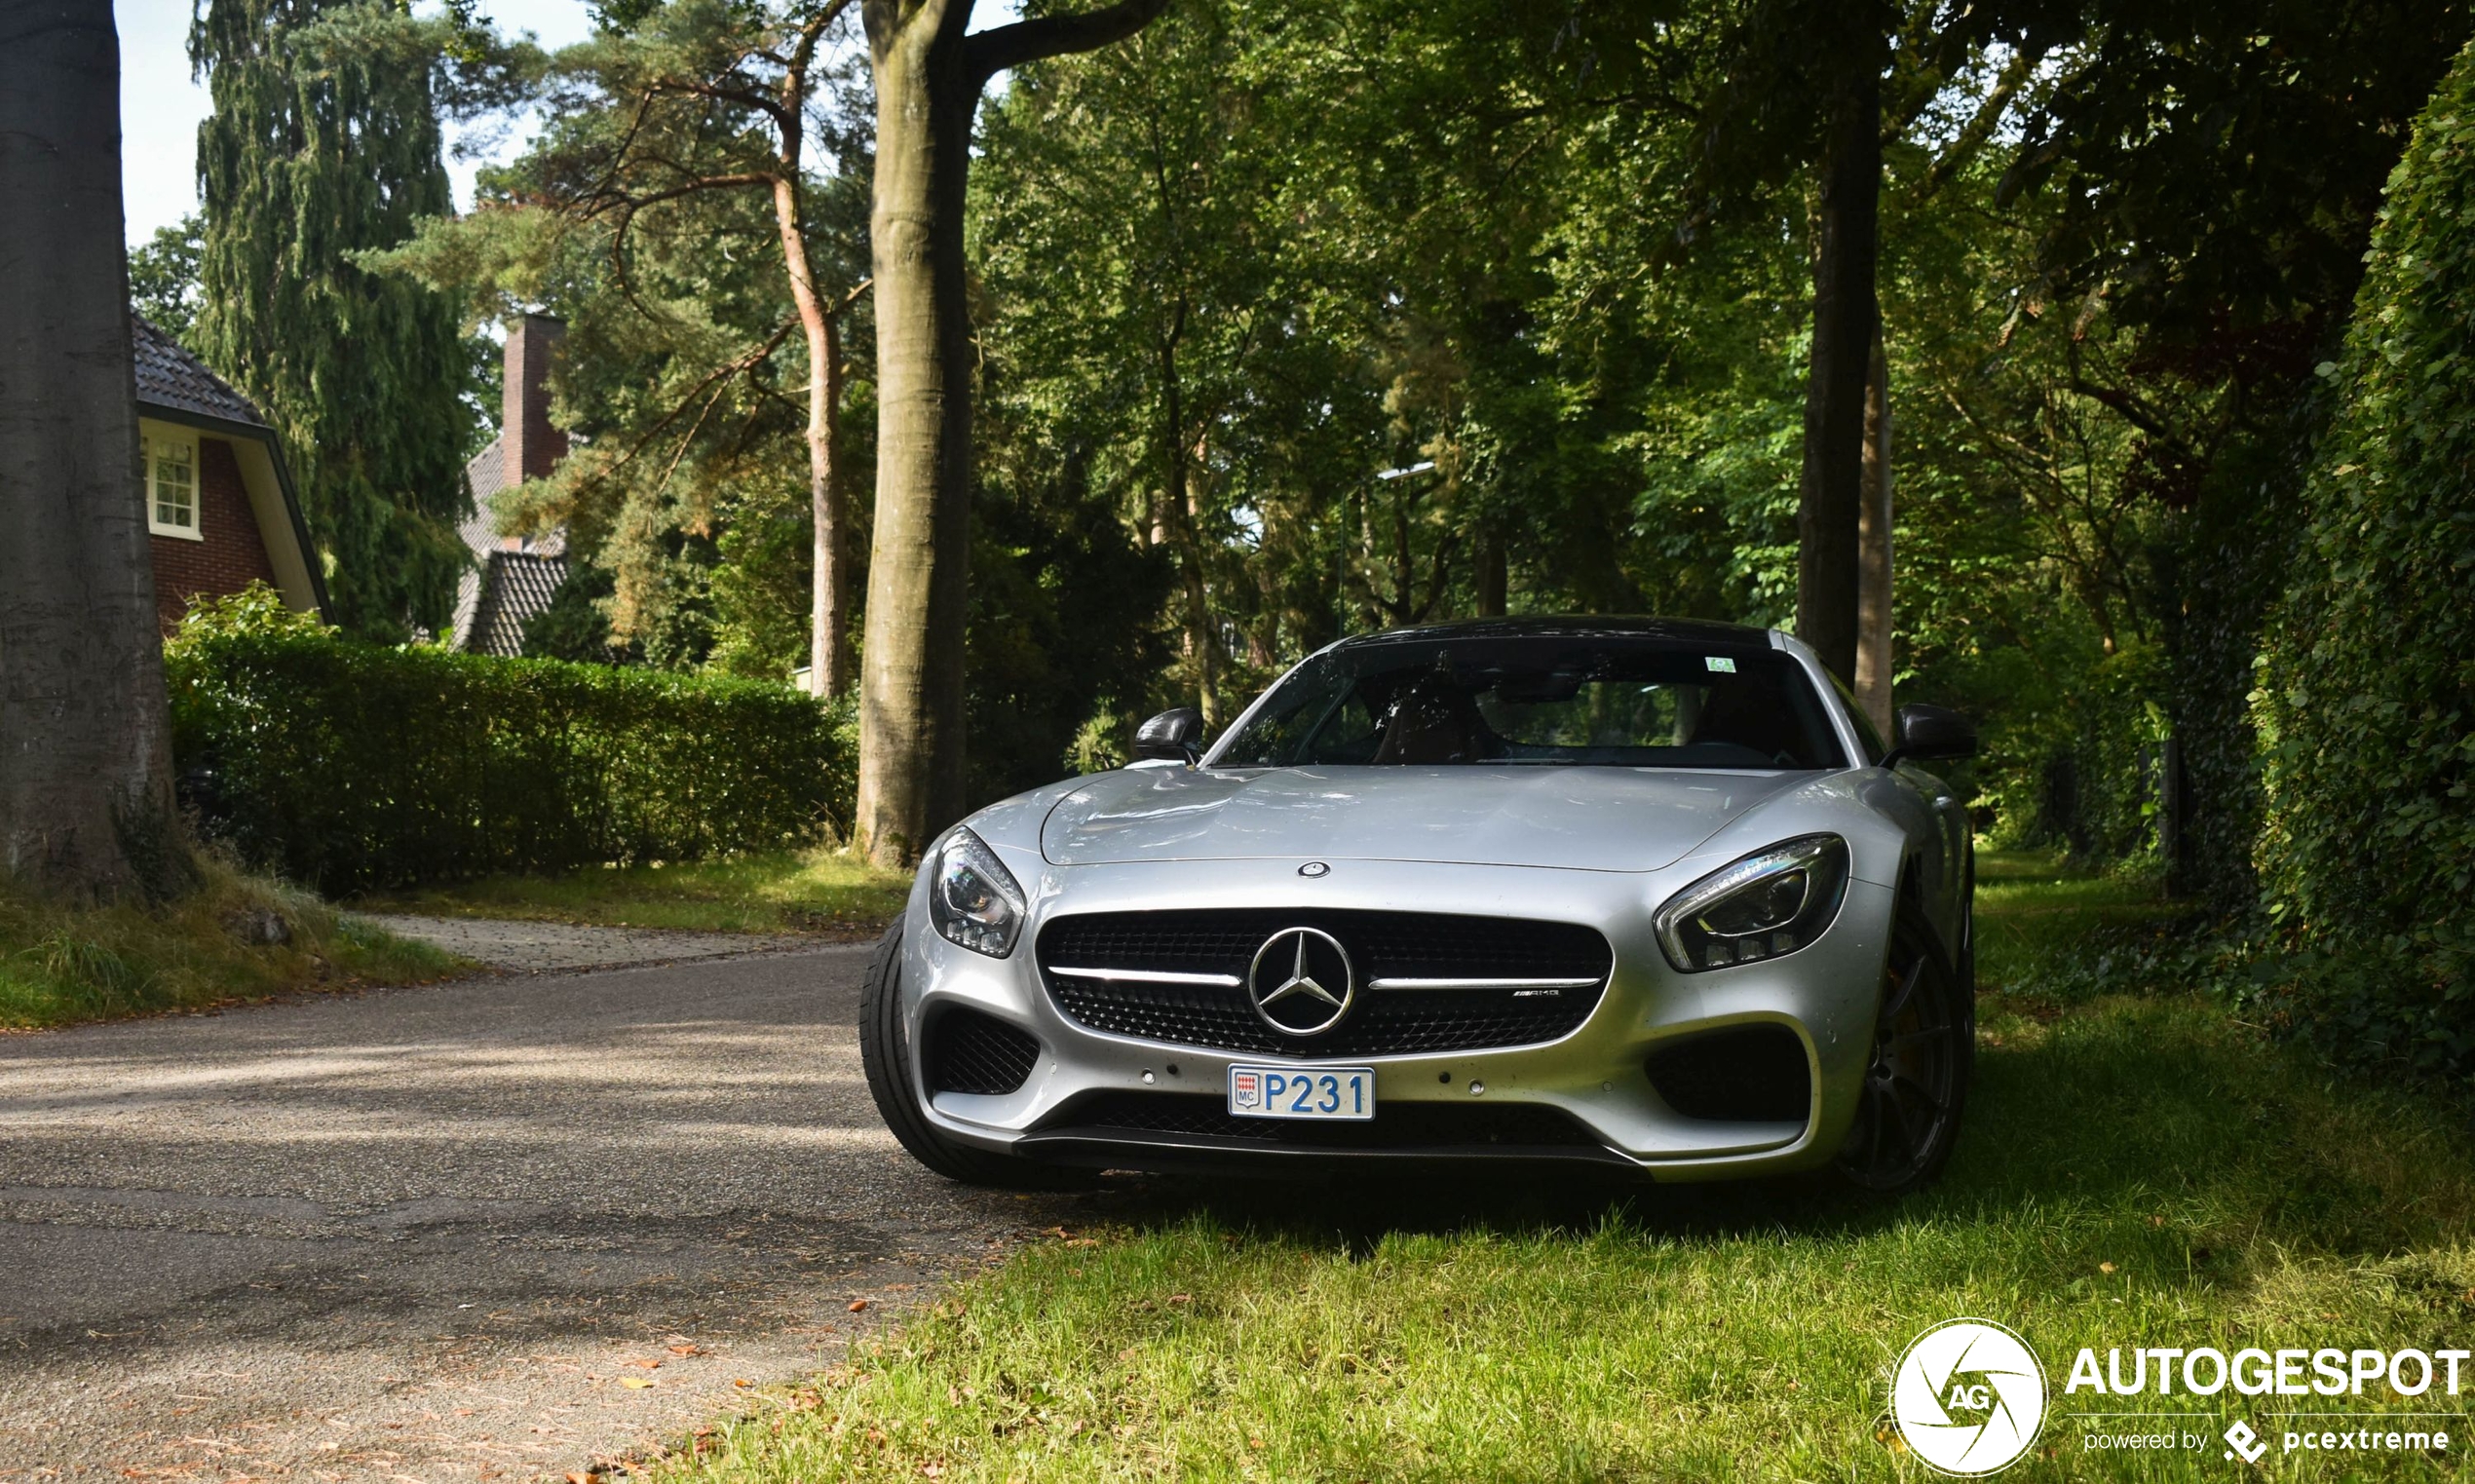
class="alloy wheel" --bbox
[1836,915,1965,1193]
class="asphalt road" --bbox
[0,944,1086,1481]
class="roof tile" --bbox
[131,314,266,427]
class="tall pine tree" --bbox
[190,0,473,636]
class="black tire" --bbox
[857,922,1090,1190]
[1835,894,1973,1195]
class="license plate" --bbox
[1227,1064,1375,1121]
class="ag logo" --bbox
[1890,1318,2046,1475]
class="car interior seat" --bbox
[1372,675,1497,764]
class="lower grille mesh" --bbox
[924,1007,1041,1096]
[1038,909,1612,1056]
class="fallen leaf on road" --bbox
[848,1299,869,1313]
[626,1357,662,1369]
[734,1379,754,1388]
[667,1344,705,1356]
[621,1377,655,1389]
[568,1472,591,1483]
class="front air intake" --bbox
[1644,1023,1811,1123]
[923,1007,1041,1096]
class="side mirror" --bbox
[1883,703,1976,768]
[1132,706,1205,764]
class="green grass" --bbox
[649,853,2475,1481]
[354,848,910,933]
[0,858,466,1029]
[1975,850,2190,1000]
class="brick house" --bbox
[450,314,570,655]
[134,315,330,631]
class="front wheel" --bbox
[1835,898,1972,1194]
[857,923,1089,1190]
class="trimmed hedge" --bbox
[168,627,854,893]
[2250,40,2475,1076]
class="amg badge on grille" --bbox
[1246,927,1356,1036]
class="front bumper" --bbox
[899,856,1894,1181]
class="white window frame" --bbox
[143,427,203,541]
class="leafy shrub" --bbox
[167,587,855,892]
[2250,43,2475,1076]
[2156,426,2318,910]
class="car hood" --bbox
[1039,765,1810,873]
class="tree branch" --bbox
[963,0,1168,87]
[783,0,857,89]
[652,76,788,125]
[598,320,799,482]
[596,171,780,219]
[1912,44,2044,205]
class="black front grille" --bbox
[924,1007,1041,1095]
[1036,1091,1603,1149]
[1037,909,1612,1056]
[1644,1023,1810,1123]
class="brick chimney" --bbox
[503,313,567,489]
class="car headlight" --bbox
[1655,834,1849,972]
[928,826,1026,957]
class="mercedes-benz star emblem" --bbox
[1246,927,1355,1037]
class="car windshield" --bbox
[1209,634,1846,770]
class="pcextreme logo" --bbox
[1891,1319,2049,1475]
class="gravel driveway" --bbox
[0,939,1089,1480]
[349,914,837,973]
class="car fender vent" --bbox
[1644,1023,1810,1123]
[925,1006,1041,1096]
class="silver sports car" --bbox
[861,617,1978,1192]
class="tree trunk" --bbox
[857,0,979,865]
[856,0,1166,865]
[809,311,852,699]
[1476,530,1506,617]
[759,37,867,707]
[0,0,186,901]
[1160,322,1219,724]
[1855,333,1893,739]
[774,172,857,702]
[1796,55,1882,686]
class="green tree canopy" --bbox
[191,0,534,638]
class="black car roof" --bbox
[1331,615,1778,651]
